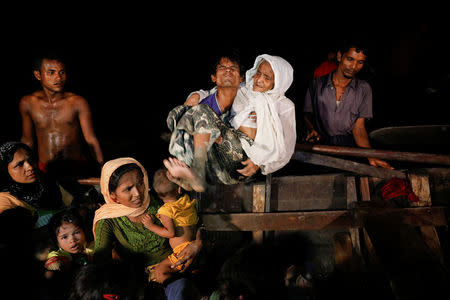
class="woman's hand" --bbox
[184,93,200,106]
[237,158,260,177]
[170,229,203,272]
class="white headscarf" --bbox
[231,54,294,171]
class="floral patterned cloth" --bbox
[167,104,254,185]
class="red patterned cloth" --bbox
[380,178,419,202]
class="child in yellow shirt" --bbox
[142,168,199,282]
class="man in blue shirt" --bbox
[303,41,392,169]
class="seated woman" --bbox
[92,157,203,292]
[0,141,66,226]
[0,141,68,298]
[166,54,296,191]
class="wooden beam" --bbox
[200,206,448,231]
[346,176,361,257]
[201,210,354,231]
[291,150,406,179]
[252,184,266,243]
[296,143,450,166]
[78,177,100,185]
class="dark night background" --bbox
[1,17,448,176]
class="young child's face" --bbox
[57,222,86,254]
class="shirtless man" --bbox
[19,54,104,177]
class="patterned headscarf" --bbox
[0,141,61,209]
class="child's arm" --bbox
[141,212,175,238]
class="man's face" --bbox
[253,60,275,92]
[34,59,66,92]
[337,48,366,79]
[211,57,243,88]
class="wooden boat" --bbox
[78,143,450,297]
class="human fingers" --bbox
[163,158,173,169]
[237,165,251,176]
[184,94,200,106]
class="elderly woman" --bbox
[165,54,296,191]
[0,141,65,224]
[92,157,202,296]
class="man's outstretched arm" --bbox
[77,97,104,165]
[353,118,393,169]
[19,97,35,148]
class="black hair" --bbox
[0,141,36,186]
[69,262,128,300]
[211,49,244,77]
[338,40,370,58]
[47,207,85,249]
[108,163,143,193]
[152,168,179,199]
[0,141,34,168]
[32,51,66,72]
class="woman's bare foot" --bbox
[163,157,205,192]
[165,169,193,191]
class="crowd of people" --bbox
[1,40,399,299]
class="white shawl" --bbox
[231,54,294,173]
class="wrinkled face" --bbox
[110,169,145,208]
[212,57,243,88]
[337,48,366,79]
[253,60,275,92]
[57,222,86,254]
[34,59,66,93]
[8,148,36,184]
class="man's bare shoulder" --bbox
[20,91,44,103]
[66,92,88,103]
[19,92,45,111]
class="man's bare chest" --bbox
[30,101,78,128]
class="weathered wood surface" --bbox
[272,174,348,211]
[252,184,266,243]
[296,143,450,166]
[291,150,407,179]
[201,206,448,231]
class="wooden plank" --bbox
[361,207,449,298]
[201,207,448,231]
[273,174,347,211]
[202,210,354,231]
[252,184,266,243]
[296,143,450,166]
[419,226,444,265]
[252,184,265,213]
[407,173,444,264]
[359,177,371,201]
[346,176,361,257]
[408,174,432,207]
[346,176,358,208]
[291,150,406,179]
[265,174,273,212]
[78,177,100,185]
